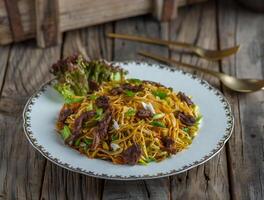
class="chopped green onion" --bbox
[86,103,93,111]
[124,90,135,97]
[95,108,104,120]
[83,138,93,146]
[111,72,121,81]
[65,96,84,104]
[125,108,136,116]
[128,78,142,85]
[111,135,118,141]
[182,127,189,133]
[144,157,156,163]
[196,115,203,124]
[88,94,98,100]
[138,159,148,165]
[153,113,165,120]
[151,121,166,128]
[152,90,167,100]
[74,138,81,146]
[61,126,71,140]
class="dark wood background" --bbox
[0,0,263,199]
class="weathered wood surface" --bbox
[0,42,61,200]
[218,0,264,199]
[0,0,207,46]
[169,1,230,199]
[35,0,61,47]
[0,0,263,199]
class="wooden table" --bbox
[0,0,263,199]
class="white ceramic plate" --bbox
[23,61,233,180]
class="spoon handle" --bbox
[108,33,194,50]
[138,51,222,78]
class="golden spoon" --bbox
[138,51,264,93]
[108,33,240,61]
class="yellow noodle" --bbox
[57,80,201,164]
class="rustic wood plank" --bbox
[3,0,25,41]
[0,0,208,45]
[40,24,114,200]
[1,42,60,99]
[0,46,10,94]
[218,0,264,199]
[35,0,61,47]
[102,16,170,200]
[0,40,61,200]
[169,1,230,199]
[63,24,113,61]
[153,0,179,21]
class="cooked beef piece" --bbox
[89,80,100,92]
[177,92,194,106]
[66,110,96,144]
[122,143,142,165]
[110,87,123,95]
[121,83,143,92]
[91,109,112,150]
[136,109,153,119]
[58,108,74,123]
[175,111,196,126]
[73,111,96,134]
[143,80,165,88]
[95,96,110,110]
[161,136,177,154]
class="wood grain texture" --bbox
[0,46,10,95]
[218,0,264,199]
[0,0,207,45]
[0,41,61,200]
[1,42,60,99]
[39,24,114,200]
[169,1,230,199]
[3,0,25,41]
[102,16,170,200]
[35,0,61,47]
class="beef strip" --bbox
[66,110,96,144]
[110,87,123,95]
[121,83,143,92]
[91,109,112,150]
[58,108,74,123]
[177,92,194,106]
[161,136,177,154]
[95,95,110,110]
[122,143,142,165]
[89,80,100,92]
[143,80,165,88]
[136,109,153,119]
[175,111,196,126]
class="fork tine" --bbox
[108,33,240,60]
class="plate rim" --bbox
[22,61,234,180]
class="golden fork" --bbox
[108,33,240,61]
[138,51,264,93]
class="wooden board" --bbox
[0,0,208,46]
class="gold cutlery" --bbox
[108,33,240,61]
[138,51,264,93]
